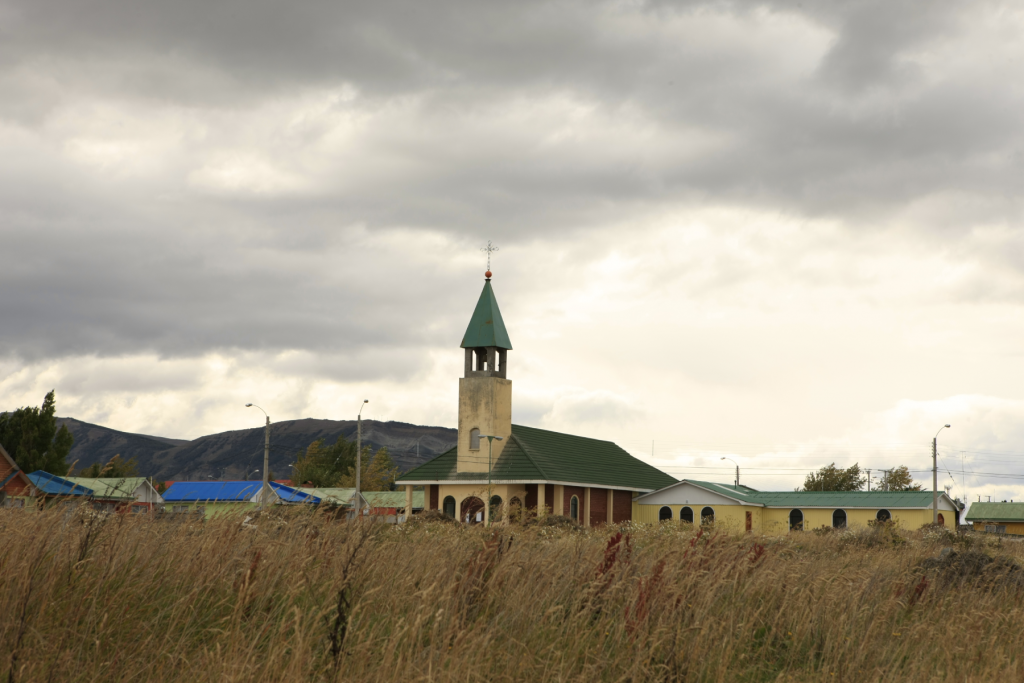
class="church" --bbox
[398,270,676,525]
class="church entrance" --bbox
[461,496,485,524]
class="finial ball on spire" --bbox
[485,270,492,279]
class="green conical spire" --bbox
[460,280,512,350]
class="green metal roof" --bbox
[64,477,150,501]
[397,424,677,492]
[965,502,1024,522]
[296,488,425,509]
[460,280,512,350]
[649,480,954,509]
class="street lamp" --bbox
[933,424,951,525]
[246,403,271,511]
[481,435,504,526]
[721,457,740,488]
[355,400,369,515]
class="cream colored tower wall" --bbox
[457,376,512,473]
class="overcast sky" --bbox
[3,0,1024,504]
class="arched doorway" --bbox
[489,495,503,522]
[569,496,580,522]
[442,496,456,519]
[461,496,484,524]
[876,509,891,523]
[680,506,694,524]
[700,507,715,525]
[789,509,803,531]
[508,497,523,523]
[832,509,847,529]
[659,506,672,521]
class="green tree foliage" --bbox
[803,462,866,491]
[292,435,356,488]
[340,446,400,492]
[878,465,922,491]
[77,454,139,478]
[0,390,74,475]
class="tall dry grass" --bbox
[0,507,1022,682]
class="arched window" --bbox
[700,507,715,525]
[443,496,456,519]
[570,496,579,522]
[680,506,694,523]
[659,506,672,521]
[789,509,803,531]
[937,513,945,526]
[876,509,891,522]
[489,495,503,521]
[469,428,481,450]
[832,509,847,529]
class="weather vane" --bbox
[481,240,499,278]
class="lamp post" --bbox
[356,400,369,515]
[721,457,740,488]
[246,404,271,511]
[933,424,951,524]
[481,435,504,526]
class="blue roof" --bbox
[268,481,320,503]
[28,471,94,496]
[162,481,264,502]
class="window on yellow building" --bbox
[680,506,693,523]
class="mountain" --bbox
[56,417,457,481]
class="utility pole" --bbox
[356,400,369,515]
[482,435,503,526]
[245,404,271,511]
[933,424,951,524]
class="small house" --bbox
[64,477,164,513]
[0,444,35,508]
[161,481,264,518]
[964,502,1024,535]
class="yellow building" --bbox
[634,480,960,535]
[965,502,1024,535]
[397,272,677,525]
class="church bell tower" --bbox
[457,269,513,473]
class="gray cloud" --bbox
[2,0,1024,371]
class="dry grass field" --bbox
[1,507,1022,683]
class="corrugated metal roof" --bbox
[651,480,952,509]
[267,482,321,503]
[28,471,94,496]
[64,477,147,500]
[296,487,355,504]
[460,280,512,350]
[397,424,677,492]
[162,481,263,502]
[965,502,1024,522]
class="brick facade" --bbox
[589,487,608,526]
[613,490,633,523]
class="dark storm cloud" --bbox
[1,0,1023,366]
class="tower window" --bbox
[469,428,481,450]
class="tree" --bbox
[878,465,922,492]
[77,454,139,478]
[340,446,399,492]
[0,390,74,475]
[292,435,356,488]
[803,463,866,492]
